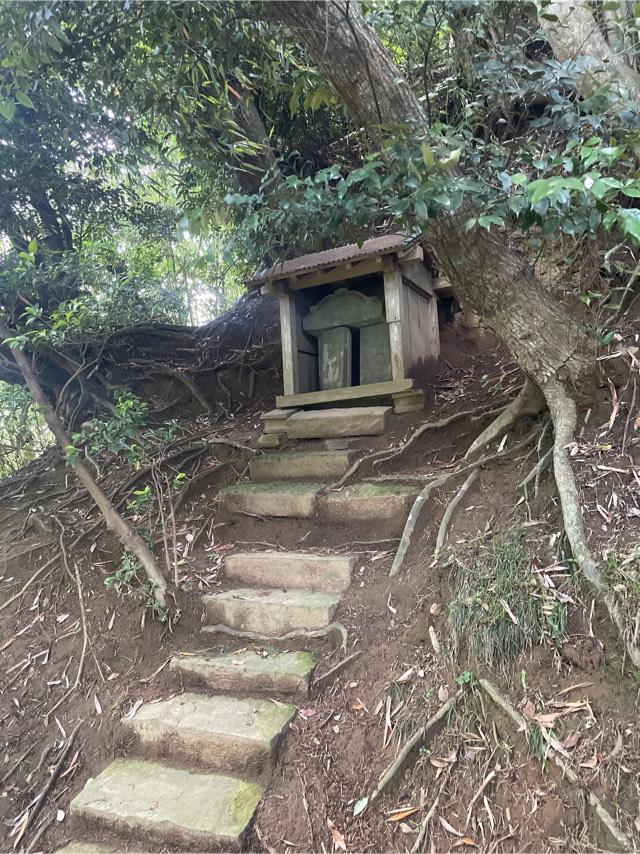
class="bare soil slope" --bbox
[1,323,639,853]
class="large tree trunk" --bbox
[266,0,600,400]
[538,1,640,101]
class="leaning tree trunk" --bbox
[266,0,600,400]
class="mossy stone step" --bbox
[249,450,354,482]
[320,482,418,528]
[219,482,323,518]
[69,759,261,852]
[225,551,354,592]
[204,588,341,636]
[170,648,317,695]
[125,692,295,780]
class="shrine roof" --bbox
[247,233,409,289]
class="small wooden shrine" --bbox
[247,234,441,412]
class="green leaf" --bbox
[421,143,435,170]
[28,238,38,254]
[414,199,429,222]
[437,147,461,172]
[478,214,504,230]
[0,100,16,121]
[16,90,35,109]
[617,208,640,243]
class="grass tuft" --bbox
[449,529,564,671]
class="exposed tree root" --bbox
[326,399,510,492]
[390,431,538,577]
[390,472,453,577]
[465,378,545,459]
[367,692,460,806]
[313,651,361,688]
[433,469,479,561]
[478,676,631,851]
[545,380,640,669]
[518,446,553,494]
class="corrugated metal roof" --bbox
[247,234,408,288]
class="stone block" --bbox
[125,693,295,781]
[262,408,299,434]
[287,406,391,439]
[250,450,354,482]
[359,322,392,385]
[69,759,261,852]
[302,288,385,334]
[203,588,341,636]
[225,551,354,592]
[318,326,351,391]
[324,438,353,451]
[256,433,282,449]
[170,648,317,696]
[55,845,118,854]
[320,483,418,529]
[219,482,322,518]
[393,389,426,413]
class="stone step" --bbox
[320,482,418,528]
[219,482,322,518]
[286,405,391,439]
[204,588,340,636]
[225,551,354,592]
[69,759,261,852]
[56,844,119,854]
[170,648,317,696]
[125,692,295,780]
[249,450,354,482]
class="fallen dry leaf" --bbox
[439,816,464,837]
[535,712,562,728]
[609,731,623,758]
[453,838,478,848]
[522,700,536,720]
[429,626,441,654]
[396,667,414,683]
[580,753,599,769]
[438,685,449,702]
[387,806,420,822]
[327,818,347,851]
[561,731,582,750]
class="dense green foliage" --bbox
[2,0,640,475]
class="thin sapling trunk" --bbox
[0,318,168,608]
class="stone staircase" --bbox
[61,407,418,853]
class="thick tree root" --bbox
[465,378,545,459]
[433,469,479,561]
[367,692,460,807]
[390,431,538,577]
[544,380,640,669]
[478,677,631,851]
[326,399,510,492]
